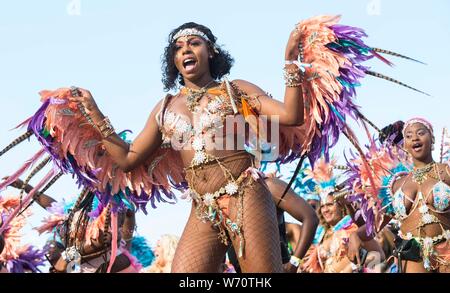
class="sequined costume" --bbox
[157,81,283,272]
[345,127,450,272]
[0,15,427,273]
[37,190,142,273]
[304,215,357,273]
[387,165,450,272]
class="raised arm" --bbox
[265,177,319,272]
[69,89,164,172]
[231,29,305,126]
[334,192,365,227]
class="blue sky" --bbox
[1,0,449,250]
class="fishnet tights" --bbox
[171,203,228,273]
[228,180,283,273]
[172,153,282,272]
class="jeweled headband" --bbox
[172,28,213,43]
[402,117,434,137]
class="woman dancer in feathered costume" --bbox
[299,158,384,273]
[7,179,142,273]
[347,118,450,272]
[0,16,424,272]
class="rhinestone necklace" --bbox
[184,80,216,112]
[412,161,435,185]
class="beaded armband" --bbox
[283,66,303,87]
[96,117,116,139]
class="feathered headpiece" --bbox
[304,157,340,205]
[345,139,409,236]
[284,162,320,202]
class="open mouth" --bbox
[183,58,197,72]
[412,142,423,153]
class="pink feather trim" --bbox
[302,245,323,273]
[35,88,185,204]
[107,212,118,273]
[0,194,32,262]
[85,206,108,246]
[305,157,337,184]
[35,214,66,235]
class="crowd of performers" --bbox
[0,15,449,273]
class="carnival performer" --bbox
[0,15,425,273]
[141,234,179,273]
[228,174,319,273]
[348,118,450,273]
[65,21,309,273]
[0,193,46,273]
[300,158,384,273]
[8,179,141,273]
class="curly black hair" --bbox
[161,22,234,91]
[379,120,405,145]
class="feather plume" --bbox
[372,48,426,65]
[0,131,33,158]
[365,70,430,96]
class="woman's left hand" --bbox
[285,24,302,61]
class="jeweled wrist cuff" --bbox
[61,246,81,263]
[96,116,116,139]
[289,255,303,267]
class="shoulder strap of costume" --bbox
[157,94,173,127]
[224,78,239,114]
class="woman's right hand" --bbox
[347,231,363,265]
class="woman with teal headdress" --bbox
[299,158,384,273]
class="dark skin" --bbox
[7,179,136,272]
[347,123,450,271]
[265,177,319,273]
[68,30,305,172]
[68,25,306,273]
